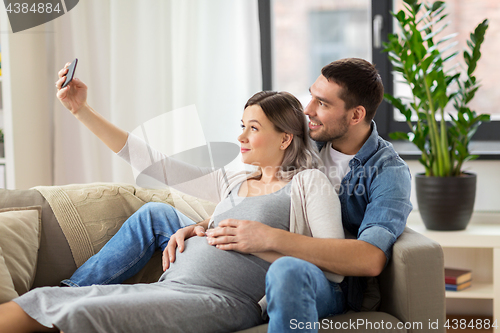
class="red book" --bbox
[445,268,472,285]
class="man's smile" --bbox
[308,121,323,130]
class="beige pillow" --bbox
[0,206,42,304]
[0,247,18,303]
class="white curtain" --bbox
[50,0,261,185]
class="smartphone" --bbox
[62,58,78,88]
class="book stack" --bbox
[445,268,472,291]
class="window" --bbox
[375,0,500,158]
[258,0,500,158]
[259,0,371,106]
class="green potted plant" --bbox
[383,0,489,230]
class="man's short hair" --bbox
[321,58,384,123]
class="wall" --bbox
[1,10,54,189]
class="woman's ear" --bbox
[281,133,293,150]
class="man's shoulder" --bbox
[361,137,412,188]
[367,136,408,168]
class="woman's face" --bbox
[238,105,286,168]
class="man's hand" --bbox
[162,224,206,271]
[206,219,273,253]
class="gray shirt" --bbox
[159,181,291,304]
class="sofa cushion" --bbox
[0,206,41,303]
[35,183,216,270]
[0,247,18,303]
[0,188,75,288]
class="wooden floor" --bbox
[446,315,494,333]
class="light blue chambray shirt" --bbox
[317,121,413,311]
[340,121,412,260]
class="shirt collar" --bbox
[350,120,379,167]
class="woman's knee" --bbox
[132,202,187,235]
[138,202,175,215]
[130,202,177,225]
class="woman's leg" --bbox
[62,202,195,287]
[265,257,345,333]
[0,301,59,333]
[15,283,261,333]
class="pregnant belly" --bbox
[159,236,270,303]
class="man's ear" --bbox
[281,133,294,150]
[351,106,366,125]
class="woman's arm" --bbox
[56,64,236,204]
[56,64,128,153]
[300,170,344,240]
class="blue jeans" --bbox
[266,257,345,333]
[61,202,196,287]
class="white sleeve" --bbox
[303,170,344,240]
[117,133,225,203]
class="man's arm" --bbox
[209,161,412,278]
[268,229,386,276]
[209,219,386,276]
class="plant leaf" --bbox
[389,132,411,141]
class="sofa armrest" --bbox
[378,226,445,333]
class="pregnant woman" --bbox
[0,64,344,333]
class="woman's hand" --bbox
[162,224,206,271]
[55,62,88,115]
[54,62,129,153]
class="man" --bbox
[204,58,412,332]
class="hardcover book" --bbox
[445,268,472,285]
[445,281,472,291]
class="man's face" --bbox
[304,75,351,143]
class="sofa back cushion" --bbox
[0,247,19,303]
[0,189,76,288]
[0,207,41,303]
